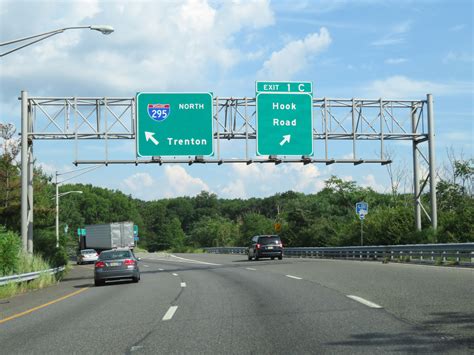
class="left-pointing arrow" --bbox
[145,131,159,145]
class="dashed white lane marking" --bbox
[172,273,179,276]
[130,345,144,352]
[246,267,257,271]
[180,282,186,288]
[142,264,150,268]
[285,274,302,280]
[347,295,383,309]
[162,306,178,321]
[158,268,164,271]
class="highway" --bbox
[0,253,473,354]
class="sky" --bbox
[0,0,472,201]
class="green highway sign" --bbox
[256,81,312,94]
[136,92,213,157]
[256,92,313,156]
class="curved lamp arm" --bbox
[0,25,114,57]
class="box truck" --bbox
[80,222,135,251]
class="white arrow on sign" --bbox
[279,134,291,146]
[145,131,159,145]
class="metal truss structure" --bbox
[20,91,437,252]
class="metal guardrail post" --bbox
[0,266,65,286]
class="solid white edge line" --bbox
[169,254,222,266]
[246,267,257,271]
[285,274,302,280]
[158,268,164,271]
[180,282,186,287]
[347,295,383,309]
[172,273,178,276]
[162,306,178,321]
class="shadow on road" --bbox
[325,310,474,352]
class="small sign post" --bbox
[356,202,368,246]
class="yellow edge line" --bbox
[0,287,89,325]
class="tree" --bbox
[0,123,21,230]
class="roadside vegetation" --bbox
[0,228,66,299]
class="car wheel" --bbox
[278,255,283,260]
[132,276,139,283]
[271,257,275,260]
[94,279,104,286]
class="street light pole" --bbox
[55,170,83,248]
[1,25,114,57]
[15,25,112,253]
[55,172,59,248]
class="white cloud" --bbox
[123,172,154,192]
[443,51,473,63]
[36,162,82,179]
[163,165,209,197]
[384,58,407,65]
[285,164,321,191]
[361,174,385,192]
[0,0,275,94]
[219,163,326,196]
[371,21,411,46]
[363,75,473,99]
[220,179,247,199]
[257,27,331,79]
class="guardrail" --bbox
[204,243,474,265]
[0,266,66,286]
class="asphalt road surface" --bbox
[0,253,473,354]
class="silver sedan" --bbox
[94,249,140,286]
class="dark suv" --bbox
[248,235,283,261]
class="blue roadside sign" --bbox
[356,202,368,219]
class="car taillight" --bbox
[95,261,105,268]
[124,259,135,265]
[256,243,261,249]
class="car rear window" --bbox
[258,236,281,245]
[99,251,131,260]
[82,250,96,254]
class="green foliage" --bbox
[239,213,273,242]
[190,216,239,247]
[0,146,472,253]
[0,227,21,275]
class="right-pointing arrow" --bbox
[145,131,159,145]
[280,134,291,146]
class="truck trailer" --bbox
[80,222,135,251]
